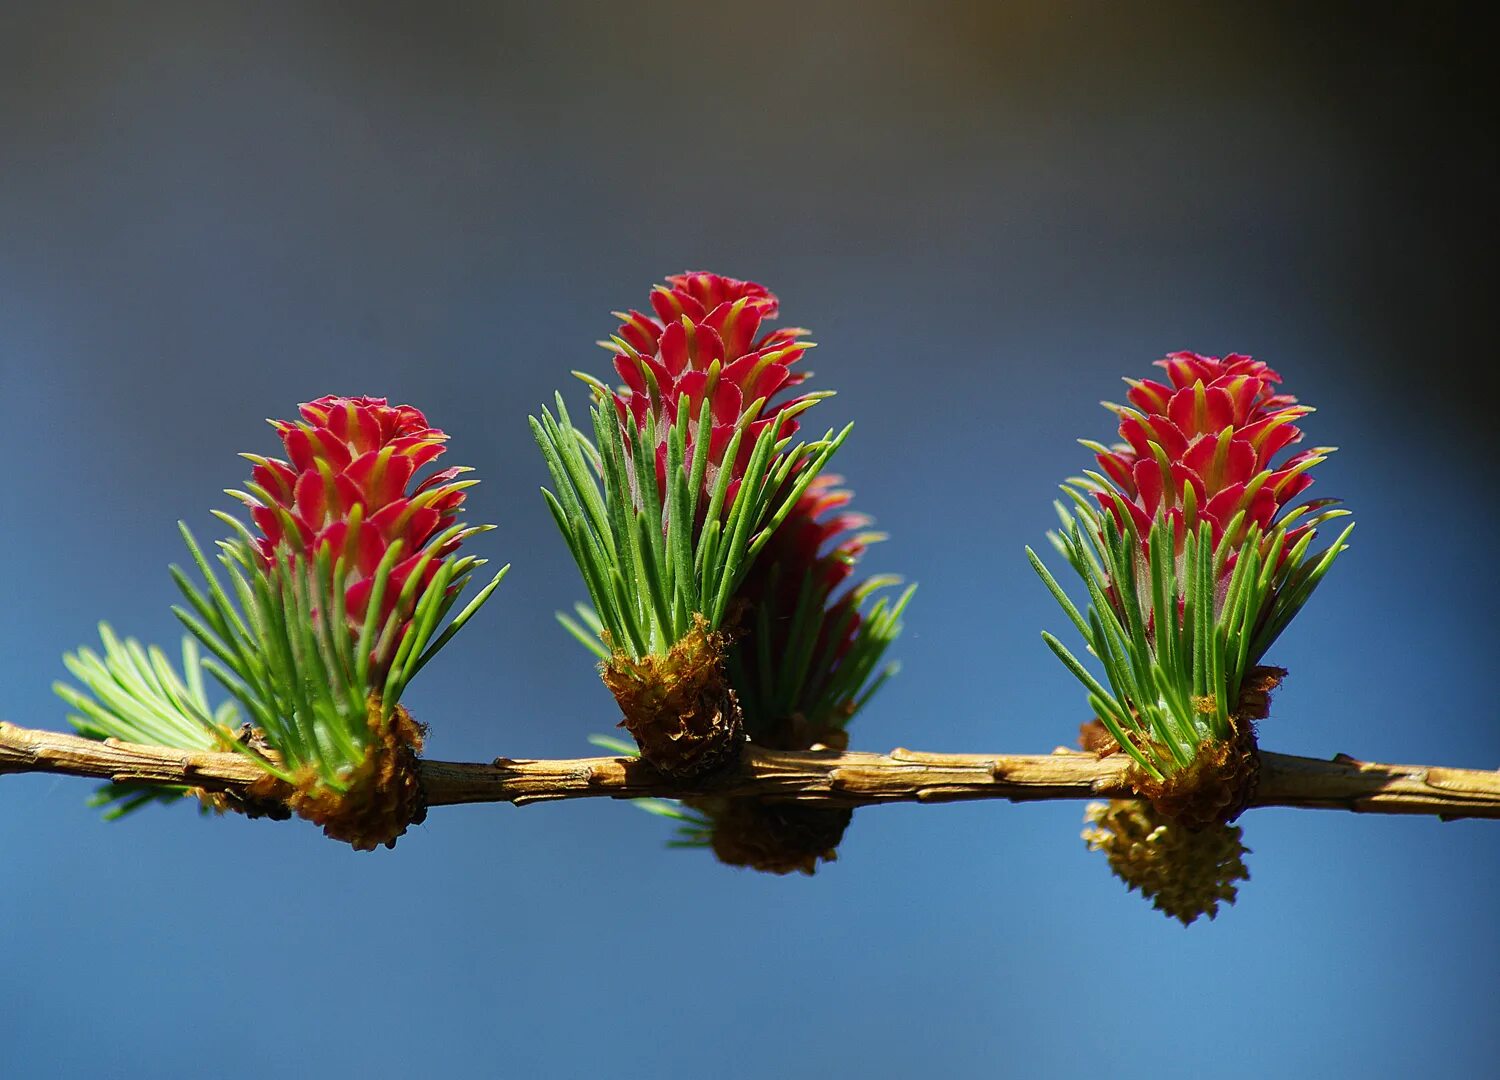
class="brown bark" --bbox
[2,721,1497,821]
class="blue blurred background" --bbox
[3,3,1496,1077]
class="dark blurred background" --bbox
[3,3,1496,1077]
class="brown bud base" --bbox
[1126,667,1287,829]
[284,703,428,851]
[1131,716,1260,829]
[602,617,745,778]
[698,797,854,876]
[1083,800,1251,926]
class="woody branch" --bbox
[3,721,1497,821]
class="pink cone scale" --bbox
[237,396,473,648]
[604,271,817,512]
[1087,352,1334,567]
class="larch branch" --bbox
[2,721,1497,821]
